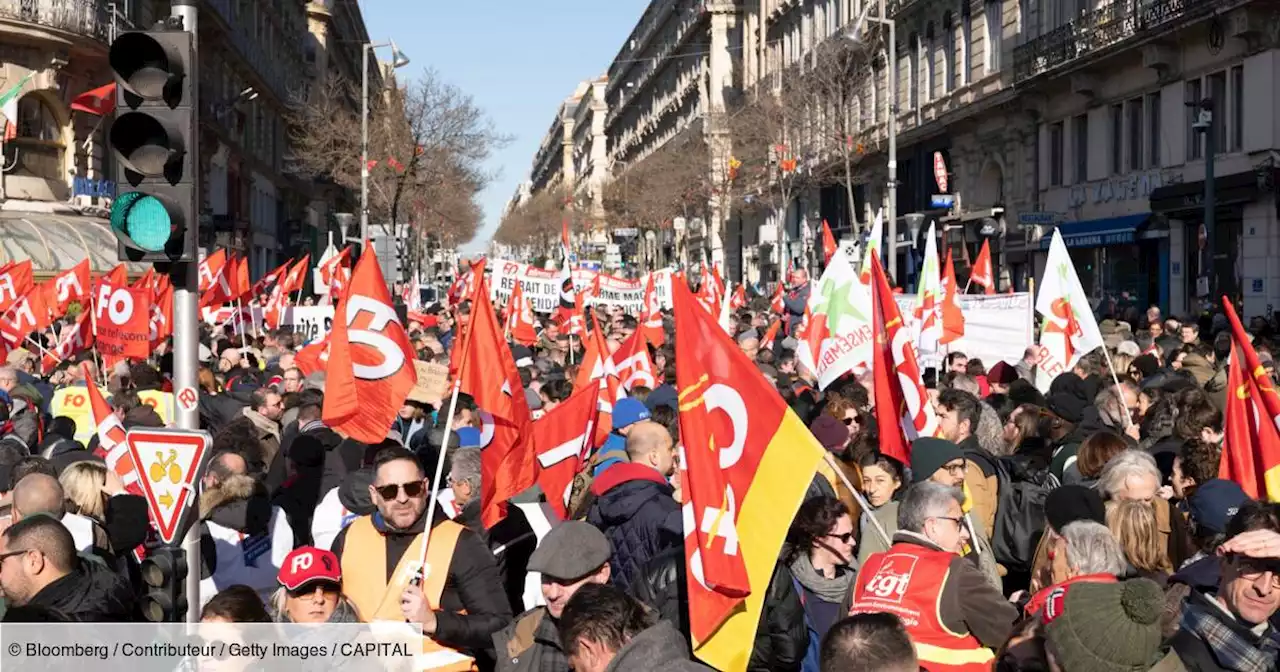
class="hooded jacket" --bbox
[26,555,136,621]
[198,473,295,605]
[605,621,712,672]
[584,462,681,593]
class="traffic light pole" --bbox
[171,0,201,624]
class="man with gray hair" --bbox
[449,447,540,614]
[1098,449,1162,503]
[1096,380,1141,441]
[1022,520,1129,616]
[847,482,1017,669]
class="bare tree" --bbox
[801,39,878,234]
[288,69,507,254]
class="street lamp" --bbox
[360,39,411,249]
[846,0,898,281]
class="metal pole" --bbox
[360,44,370,249]
[1203,101,1216,304]
[171,0,201,625]
[882,1,898,285]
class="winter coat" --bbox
[584,463,681,593]
[331,504,513,657]
[26,556,136,621]
[456,497,539,615]
[782,283,810,336]
[604,621,712,672]
[629,547,806,672]
[961,437,999,540]
[491,607,569,672]
[241,407,282,479]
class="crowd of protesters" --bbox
[0,269,1277,672]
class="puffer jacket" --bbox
[630,547,806,672]
[584,463,681,592]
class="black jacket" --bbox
[584,463,681,593]
[631,547,806,672]
[456,498,538,616]
[26,557,136,622]
[331,504,513,659]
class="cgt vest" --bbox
[848,543,995,672]
[341,516,476,671]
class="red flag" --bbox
[760,318,782,351]
[940,251,966,344]
[640,273,665,347]
[70,82,117,116]
[85,362,135,486]
[821,220,837,265]
[1221,298,1280,501]
[198,249,228,294]
[0,260,34,314]
[972,240,995,294]
[729,285,746,312]
[770,282,784,315]
[150,283,173,347]
[50,259,90,318]
[869,254,939,464]
[503,282,538,347]
[458,273,537,528]
[609,329,657,391]
[296,338,331,376]
[94,274,151,365]
[321,246,417,444]
[531,383,598,519]
[43,311,93,374]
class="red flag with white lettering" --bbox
[531,382,598,519]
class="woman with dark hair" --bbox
[1066,430,1129,486]
[201,584,272,623]
[780,496,856,671]
[1002,404,1041,453]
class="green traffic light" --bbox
[111,191,173,251]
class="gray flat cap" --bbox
[527,521,611,580]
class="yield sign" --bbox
[933,151,949,193]
[126,428,212,544]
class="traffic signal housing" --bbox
[139,545,188,622]
[107,29,197,263]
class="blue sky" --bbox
[361,0,651,252]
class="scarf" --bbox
[789,552,855,604]
[1181,593,1280,672]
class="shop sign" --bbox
[73,177,114,198]
[1068,170,1182,207]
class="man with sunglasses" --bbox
[0,514,134,621]
[1153,500,1280,672]
[847,481,1017,671]
[332,446,511,671]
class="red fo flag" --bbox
[458,272,537,528]
[971,240,995,294]
[1221,298,1280,501]
[321,245,417,444]
[869,254,939,464]
[531,382,598,519]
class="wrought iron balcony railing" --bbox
[0,0,121,43]
[1012,0,1223,84]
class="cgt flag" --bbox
[672,280,828,672]
[1221,297,1280,501]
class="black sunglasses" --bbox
[828,532,854,543]
[375,481,426,499]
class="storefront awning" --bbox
[1039,213,1151,250]
[0,212,150,277]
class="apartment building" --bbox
[1017,0,1280,317]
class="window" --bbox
[961,4,973,86]
[943,12,956,93]
[985,0,1002,74]
[871,58,881,123]
[1110,104,1123,174]
[1127,98,1143,171]
[1208,71,1226,154]
[1186,78,1203,160]
[1231,65,1243,151]
[908,34,919,109]
[925,23,935,102]
[1049,121,1064,186]
[1074,114,1088,183]
[1147,91,1161,167]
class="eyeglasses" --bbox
[843,417,857,426]
[827,531,855,544]
[942,462,967,475]
[0,548,31,563]
[374,481,426,500]
[1230,554,1280,586]
[931,516,966,530]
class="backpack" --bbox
[968,450,1059,575]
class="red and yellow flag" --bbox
[673,279,828,671]
[1221,298,1280,501]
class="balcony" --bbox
[1012,0,1226,84]
[0,0,120,43]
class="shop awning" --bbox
[1039,213,1151,250]
[0,212,150,277]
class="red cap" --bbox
[278,546,341,590]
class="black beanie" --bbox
[1044,484,1106,533]
[909,437,965,484]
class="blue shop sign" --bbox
[1039,213,1150,250]
[73,177,114,198]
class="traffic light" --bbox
[140,546,188,622]
[107,28,197,263]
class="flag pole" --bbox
[235,298,249,349]
[821,452,890,547]
[1097,345,1134,430]
[419,378,463,571]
